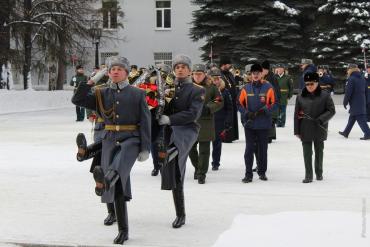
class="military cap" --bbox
[304,72,319,82]
[192,64,207,73]
[107,56,130,72]
[172,54,192,70]
[347,63,358,69]
[261,60,270,70]
[250,63,263,73]
[76,65,83,70]
[219,56,232,66]
[209,67,221,76]
[301,58,313,65]
[244,64,253,73]
[156,63,172,74]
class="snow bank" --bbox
[213,211,370,247]
[273,1,299,16]
[0,90,73,114]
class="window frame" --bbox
[155,0,172,31]
[154,52,173,66]
[102,0,118,30]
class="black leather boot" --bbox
[93,166,105,196]
[76,133,102,161]
[104,169,120,190]
[172,183,185,228]
[113,194,129,244]
[104,203,116,226]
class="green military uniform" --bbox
[70,73,88,121]
[189,77,223,183]
[276,73,293,127]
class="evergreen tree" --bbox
[191,0,309,66]
[312,0,370,66]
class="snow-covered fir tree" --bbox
[313,0,370,66]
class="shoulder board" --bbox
[193,83,203,88]
[93,83,107,89]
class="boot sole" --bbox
[76,133,87,161]
[93,166,105,196]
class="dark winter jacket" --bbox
[294,86,335,142]
[70,73,88,92]
[195,78,224,142]
[319,73,335,92]
[238,80,277,130]
[276,73,293,105]
[300,64,317,89]
[343,71,368,116]
[214,88,233,134]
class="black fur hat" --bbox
[304,72,319,82]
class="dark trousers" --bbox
[212,135,222,168]
[343,114,370,137]
[189,141,211,177]
[244,128,269,178]
[277,105,287,127]
[75,106,85,121]
[151,142,160,170]
[302,141,324,179]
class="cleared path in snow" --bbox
[0,104,369,247]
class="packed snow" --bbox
[0,91,369,247]
[273,1,300,16]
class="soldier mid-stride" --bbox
[158,54,205,228]
[72,56,151,245]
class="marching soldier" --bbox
[189,64,223,184]
[72,56,151,245]
[70,65,88,121]
[158,54,205,228]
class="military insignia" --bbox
[260,96,266,103]
[73,77,76,82]
[201,95,205,101]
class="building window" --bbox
[101,52,119,65]
[154,52,172,66]
[156,1,171,29]
[102,0,118,29]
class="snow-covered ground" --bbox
[0,91,369,247]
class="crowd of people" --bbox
[70,54,370,245]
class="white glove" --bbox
[137,150,149,162]
[158,115,171,125]
[90,68,108,83]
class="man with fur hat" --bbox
[237,63,277,183]
[294,72,335,183]
[339,64,370,140]
[157,54,205,228]
[72,56,151,245]
[299,58,317,90]
[220,56,239,142]
[70,65,88,121]
[189,64,223,184]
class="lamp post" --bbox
[91,27,102,68]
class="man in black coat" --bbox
[220,56,239,142]
[294,72,336,183]
[365,65,370,122]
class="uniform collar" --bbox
[175,77,192,86]
[110,80,129,90]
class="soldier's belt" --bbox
[105,124,138,131]
[104,124,139,131]
[280,89,288,92]
[97,117,104,123]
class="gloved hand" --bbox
[158,115,171,125]
[343,104,347,110]
[256,109,266,117]
[137,150,149,162]
[224,121,231,129]
[90,68,108,84]
[247,112,256,120]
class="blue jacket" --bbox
[237,81,277,129]
[214,88,233,133]
[300,64,317,89]
[366,75,370,105]
[319,73,335,92]
[343,71,368,116]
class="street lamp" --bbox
[90,27,102,68]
